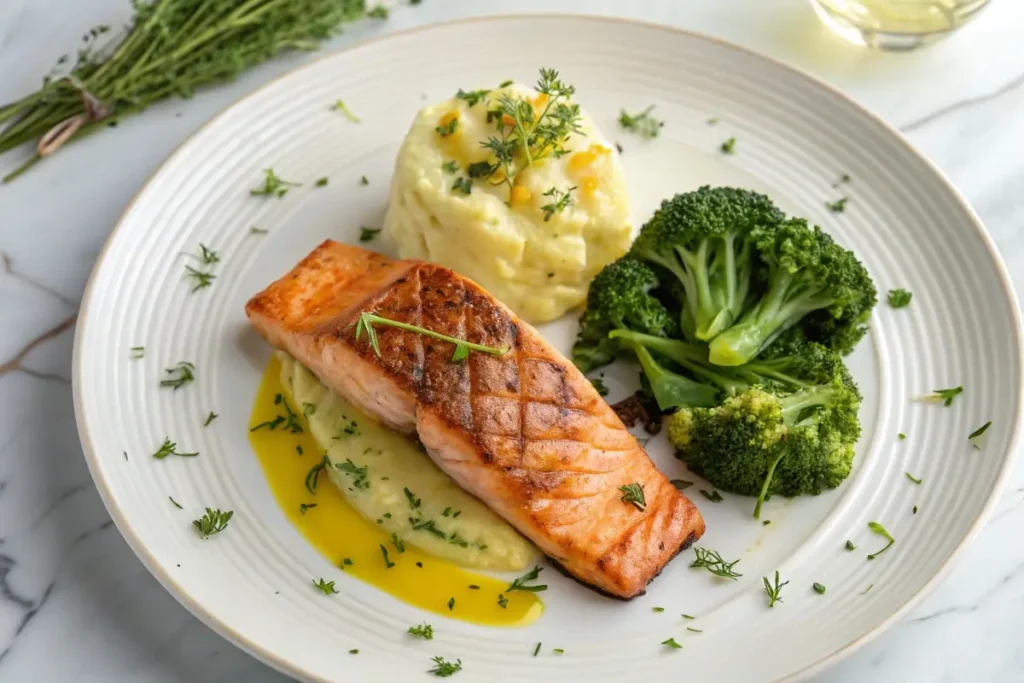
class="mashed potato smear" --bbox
[384,74,632,323]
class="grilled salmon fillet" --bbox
[246,240,705,598]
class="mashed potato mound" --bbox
[384,81,632,323]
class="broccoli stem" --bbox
[754,448,789,519]
[609,329,747,396]
[778,385,835,426]
[708,269,835,366]
[624,342,719,411]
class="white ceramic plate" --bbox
[73,15,1023,683]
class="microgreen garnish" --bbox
[813,582,826,595]
[331,100,360,123]
[763,570,788,607]
[618,105,662,139]
[720,137,736,154]
[507,566,547,593]
[152,437,197,459]
[130,346,145,359]
[477,68,581,191]
[618,482,646,511]
[905,472,922,485]
[661,637,682,649]
[441,160,459,174]
[359,226,381,242]
[866,521,895,560]
[540,185,576,221]
[250,168,299,197]
[969,421,993,450]
[367,5,388,19]
[826,197,848,213]
[354,311,509,362]
[160,361,195,390]
[408,622,434,639]
[312,578,338,595]
[670,479,693,491]
[380,544,395,568]
[192,508,233,538]
[305,455,330,494]
[700,489,724,502]
[336,458,370,490]
[917,386,963,407]
[428,656,462,677]
[168,496,183,509]
[299,503,317,514]
[204,411,218,426]
[691,547,742,579]
[456,88,490,107]
[888,288,912,308]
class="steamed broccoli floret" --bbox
[572,257,677,373]
[663,336,861,518]
[707,218,876,366]
[628,186,785,342]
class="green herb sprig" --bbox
[160,361,195,390]
[866,521,895,560]
[618,482,646,511]
[506,566,547,593]
[355,311,509,362]
[690,547,742,579]
[0,0,367,182]
[763,570,789,607]
[192,507,233,538]
[618,105,662,139]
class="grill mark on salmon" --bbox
[246,240,705,598]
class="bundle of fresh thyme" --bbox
[0,0,367,182]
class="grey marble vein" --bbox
[901,68,1024,133]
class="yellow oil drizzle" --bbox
[249,356,542,627]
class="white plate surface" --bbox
[73,15,1023,683]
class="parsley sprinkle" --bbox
[160,361,195,390]
[204,411,218,426]
[670,479,693,491]
[130,346,144,359]
[455,88,490,107]
[763,570,789,607]
[359,175,369,185]
[969,421,993,450]
[349,649,359,655]
[540,185,576,221]
[408,622,434,640]
[184,265,215,292]
[918,386,963,407]
[331,100,360,123]
[342,558,353,567]
[898,432,906,440]
[381,544,395,568]
[250,168,300,197]
[905,472,922,485]
[618,482,646,510]
[720,137,736,154]
[428,656,462,677]
[447,597,455,611]
[249,226,268,235]
[392,533,406,553]
[687,627,703,633]
[192,508,232,538]
[826,197,848,213]
[888,288,912,308]
[299,503,317,514]
[552,648,564,655]
[506,566,547,593]
[168,496,183,509]
[435,117,459,137]
[813,582,826,595]
[681,614,695,620]
[452,176,471,194]
[652,607,665,613]
[312,578,338,595]
[499,79,513,88]
[618,105,662,139]
[866,521,895,560]
[845,540,857,551]
[700,489,724,503]
[861,584,874,595]
[152,437,197,459]
[441,160,459,174]
[315,176,328,187]
[304,455,329,494]
[662,638,682,649]
[532,642,541,657]
[497,594,508,608]
[336,458,370,489]
[359,227,381,242]
[690,547,742,579]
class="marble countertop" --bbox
[2,0,1023,680]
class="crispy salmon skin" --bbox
[246,240,705,598]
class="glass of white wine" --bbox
[810,0,991,50]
